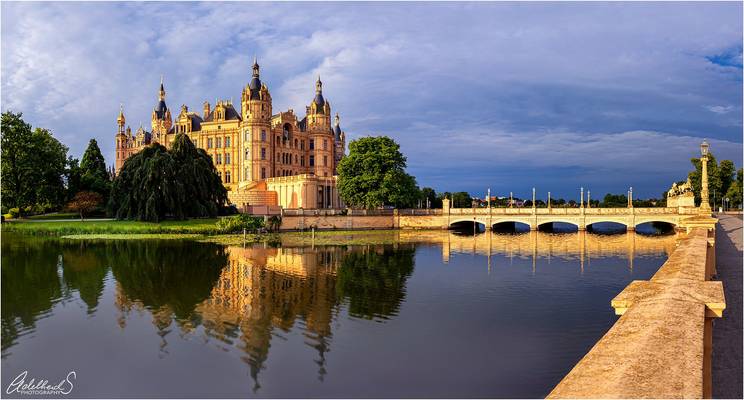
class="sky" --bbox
[2,1,742,199]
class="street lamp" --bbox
[700,139,712,214]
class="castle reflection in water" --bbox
[2,230,678,391]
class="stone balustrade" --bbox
[548,226,725,399]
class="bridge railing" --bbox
[443,206,682,215]
[548,227,724,398]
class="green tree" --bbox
[718,160,736,205]
[108,134,227,221]
[79,139,111,201]
[601,193,628,207]
[337,136,420,208]
[688,153,722,206]
[65,157,82,202]
[451,191,472,208]
[725,168,743,209]
[66,191,103,220]
[420,187,443,208]
[1,112,68,214]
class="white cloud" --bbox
[1,2,741,197]
[706,105,735,114]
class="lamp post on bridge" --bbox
[509,192,513,208]
[580,187,584,209]
[532,187,536,210]
[587,190,591,209]
[548,191,552,211]
[628,187,633,208]
[700,139,712,214]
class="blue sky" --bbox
[2,2,742,199]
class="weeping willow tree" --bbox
[108,134,227,221]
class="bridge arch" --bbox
[537,220,580,232]
[634,220,677,235]
[448,219,487,234]
[586,221,628,234]
[492,221,531,233]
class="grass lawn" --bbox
[2,218,221,236]
[26,212,88,220]
[200,229,405,247]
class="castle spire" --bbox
[252,56,260,77]
[117,103,126,136]
[117,103,126,128]
[316,75,322,93]
[158,75,165,100]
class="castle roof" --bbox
[333,121,342,140]
[248,58,262,97]
[188,113,203,131]
[154,100,168,119]
[203,103,242,122]
[312,76,327,109]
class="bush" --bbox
[267,215,282,232]
[216,214,264,234]
[219,204,239,216]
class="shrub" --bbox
[65,191,104,220]
[216,214,264,234]
[267,215,282,232]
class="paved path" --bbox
[713,214,742,399]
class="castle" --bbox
[114,58,346,210]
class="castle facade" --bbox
[115,59,346,210]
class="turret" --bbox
[333,113,346,174]
[240,56,272,182]
[117,104,126,135]
[306,77,334,177]
[306,76,332,130]
[241,57,272,121]
[151,75,172,142]
[115,104,130,173]
[203,101,211,119]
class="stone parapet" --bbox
[548,227,725,399]
[228,190,278,209]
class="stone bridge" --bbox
[280,205,707,232]
[397,205,705,232]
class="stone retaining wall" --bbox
[548,226,725,399]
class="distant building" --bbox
[114,58,346,210]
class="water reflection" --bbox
[1,231,679,397]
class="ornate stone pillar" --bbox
[700,140,712,214]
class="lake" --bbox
[1,229,677,398]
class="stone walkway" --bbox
[713,214,742,399]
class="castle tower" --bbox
[241,57,272,182]
[151,76,172,144]
[306,76,334,177]
[115,104,128,172]
[332,113,346,174]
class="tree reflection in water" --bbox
[2,231,676,394]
